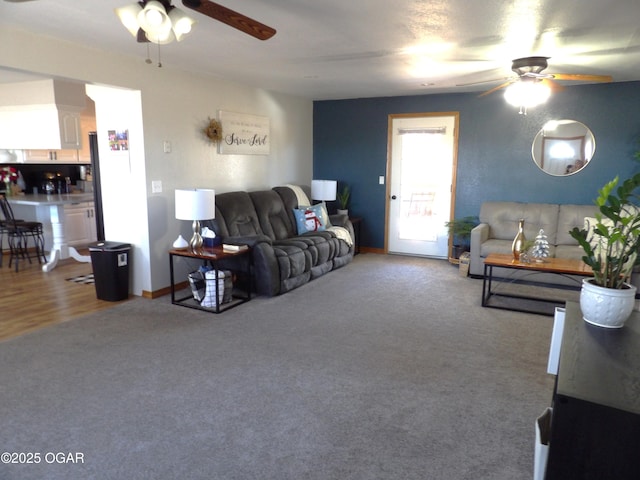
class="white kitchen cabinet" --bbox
[59,110,81,149]
[0,108,82,150]
[23,149,79,163]
[0,79,85,150]
[63,202,97,246]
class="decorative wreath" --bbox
[204,118,222,143]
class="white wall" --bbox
[0,27,313,294]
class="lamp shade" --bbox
[175,189,215,221]
[311,180,337,201]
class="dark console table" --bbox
[545,301,640,479]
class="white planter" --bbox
[580,278,637,328]
[337,209,349,216]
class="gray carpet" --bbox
[0,254,555,480]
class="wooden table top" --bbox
[169,246,249,260]
[484,253,592,276]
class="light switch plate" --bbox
[151,180,162,193]
[379,176,385,185]
[163,140,171,153]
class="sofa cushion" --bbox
[250,190,296,240]
[480,202,559,244]
[557,204,598,245]
[555,244,584,260]
[274,245,310,277]
[215,191,263,236]
[273,185,312,227]
[479,239,513,257]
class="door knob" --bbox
[391,195,397,200]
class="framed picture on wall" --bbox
[218,111,270,155]
[108,129,129,152]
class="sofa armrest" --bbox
[328,215,355,255]
[224,234,272,248]
[221,234,279,296]
[329,213,349,227]
[470,223,490,275]
[471,223,489,251]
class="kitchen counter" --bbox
[6,193,95,272]
[6,193,94,206]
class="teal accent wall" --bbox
[313,81,640,250]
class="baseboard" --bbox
[360,246,385,254]
[142,280,189,299]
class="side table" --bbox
[169,246,252,314]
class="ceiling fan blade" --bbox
[181,0,276,40]
[550,73,613,83]
[455,76,512,87]
[478,80,515,97]
[541,78,564,93]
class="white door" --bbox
[387,113,458,258]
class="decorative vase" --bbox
[511,218,526,260]
[580,278,637,328]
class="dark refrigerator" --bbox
[89,131,105,242]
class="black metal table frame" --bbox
[169,249,252,314]
[481,262,586,316]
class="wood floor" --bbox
[0,249,124,342]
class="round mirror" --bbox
[531,120,595,176]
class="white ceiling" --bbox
[1,0,639,100]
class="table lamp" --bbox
[175,188,216,250]
[311,179,337,202]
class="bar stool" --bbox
[0,194,47,272]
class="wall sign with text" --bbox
[218,111,270,155]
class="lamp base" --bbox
[189,220,203,250]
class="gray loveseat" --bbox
[203,185,355,296]
[469,201,597,279]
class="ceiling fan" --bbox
[472,56,613,98]
[180,0,276,41]
[3,0,277,41]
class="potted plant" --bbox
[569,172,640,328]
[445,216,479,259]
[336,184,350,216]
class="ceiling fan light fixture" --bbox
[116,1,195,46]
[168,7,196,41]
[503,80,551,111]
[145,28,176,45]
[138,1,172,39]
[115,3,144,38]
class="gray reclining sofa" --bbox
[203,185,355,296]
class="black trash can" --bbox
[89,241,131,301]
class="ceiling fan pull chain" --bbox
[157,42,162,68]
[145,42,152,64]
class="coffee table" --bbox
[481,253,592,316]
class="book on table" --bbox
[222,244,248,252]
